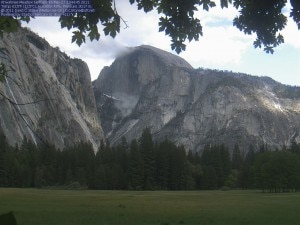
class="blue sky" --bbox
[24,1,300,86]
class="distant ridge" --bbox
[93,45,300,152]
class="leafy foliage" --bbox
[156,0,206,53]
[0,17,30,83]
[0,17,30,37]
[233,0,288,54]
[59,0,120,46]
[290,0,300,29]
[0,1,299,53]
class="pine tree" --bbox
[232,144,243,170]
[155,139,171,190]
[290,141,300,154]
[139,128,155,190]
[201,165,218,190]
[38,144,59,186]
[96,141,114,189]
[115,138,129,189]
[186,151,202,190]
[219,144,231,187]
[200,144,231,189]
[21,137,38,187]
[168,145,188,190]
[0,134,8,186]
[94,140,106,189]
[75,142,95,187]
[239,144,256,189]
[128,139,144,190]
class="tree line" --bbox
[1,128,300,192]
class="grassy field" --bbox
[1,188,300,225]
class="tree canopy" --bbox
[1,130,300,192]
[0,0,299,54]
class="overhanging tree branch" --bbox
[0,91,56,106]
[0,60,56,146]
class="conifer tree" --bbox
[168,145,188,190]
[0,134,8,186]
[290,141,300,154]
[232,144,243,170]
[219,144,231,184]
[115,138,129,189]
[155,139,171,190]
[239,144,256,189]
[94,140,106,189]
[139,128,155,189]
[201,165,218,189]
[128,139,144,190]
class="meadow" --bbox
[1,188,300,225]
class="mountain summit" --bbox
[93,45,300,152]
[0,28,104,150]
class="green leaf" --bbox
[210,1,216,8]
[171,41,186,54]
[233,0,243,9]
[0,17,19,34]
[88,26,100,41]
[201,0,216,11]
[59,16,74,30]
[19,16,31,23]
[220,0,231,8]
[71,31,86,46]
[103,23,116,37]
[253,39,261,49]
[158,17,168,32]
[290,0,300,29]
[264,46,274,54]
[103,12,121,38]
[137,0,157,13]
[277,34,284,45]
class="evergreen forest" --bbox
[1,128,300,192]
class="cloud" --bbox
[282,19,300,49]
[24,17,124,79]
[181,25,254,69]
[23,2,300,86]
[196,2,238,23]
[113,1,254,69]
[281,2,300,49]
[180,5,254,69]
[113,1,171,50]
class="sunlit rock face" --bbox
[93,45,300,152]
[0,28,104,150]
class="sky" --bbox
[23,1,300,86]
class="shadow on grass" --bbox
[0,211,17,225]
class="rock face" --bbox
[93,45,300,152]
[0,28,104,150]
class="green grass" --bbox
[1,188,300,225]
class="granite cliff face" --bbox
[93,45,300,152]
[0,28,103,150]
